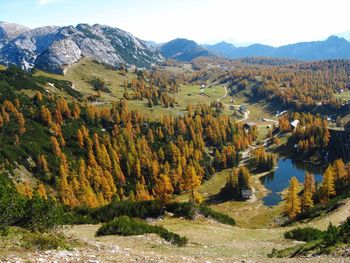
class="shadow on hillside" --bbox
[205,186,244,205]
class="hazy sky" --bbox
[1,0,349,46]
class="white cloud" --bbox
[38,0,61,5]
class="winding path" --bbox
[216,85,228,102]
[216,86,251,122]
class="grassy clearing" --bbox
[334,90,350,100]
[35,59,227,120]
[185,166,284,228]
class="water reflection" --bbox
[260,158,323,206]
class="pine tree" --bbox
[59,163,79,207]
[320,166,336,203]
[38,154,49,173]
[332,159,346,181]
[154,173,174,210]
[37,183,48,200]
[285,176,301,219]
[302,173,314,209]
[184,165,201,203]
[77,129,84,148]
[40,106,52,125]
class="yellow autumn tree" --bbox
[154,173,174,209]
[302,172,314,209]
[38,154,49,173]
[16,181,33,199]
[77,129,84,148]
[332,159,346,181]
[59,163,79,207]
[285,176,301,219]
[184,165,201,204]
[37,183,48,200]
[320,166,336,203]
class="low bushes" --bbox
[70,201,236,227]
[270,217,350,258]
[284,227,324,242]
[0,174,63,232]
[199,205,236,226]
[96,216,187,246]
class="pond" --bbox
[260,158,323,206]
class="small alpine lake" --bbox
[260,158,323,206]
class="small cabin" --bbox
[290,119,300,129]
[242,189,253,199]
[243,122,256,130]
[239,105,247,114]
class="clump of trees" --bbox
[252,147,276,172]
[222,166,252,199]
[284,159,350,219]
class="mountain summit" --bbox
[0,22,29,48]
[159,38,211,61]
[0,23,163,74]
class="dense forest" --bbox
[0,66,257,209]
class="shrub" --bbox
[22,231,73,250]
[324,223,340,246]
[96,216,187,246]
[166,202,195,219]
[284,227,324,242]
[199,205,236,226]
[0,174,64,232]
[18,194,64,232]
[0,174,26,226]
[70,201,199,224]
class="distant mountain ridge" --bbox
[1,21,350,72]
[0,22,164,74]
[204,36,350,60]
[159,38,212,61]
[159,36,350,61]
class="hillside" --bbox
[1,56,350,262]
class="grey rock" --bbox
[35,38,82,74]
[0,22,29,48]
[0,23,164,73]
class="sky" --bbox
[1,0,349,46]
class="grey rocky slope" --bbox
[0,22,29,48]
[0,23,164,74]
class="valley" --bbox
[1,17,350,263]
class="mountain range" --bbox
[1,21,350,74]
[0,22,163,74]
[160,36,350,61]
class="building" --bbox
[290,119,300,129]
[243,122,256,130]
[239,105,247,114]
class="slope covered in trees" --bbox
[0,66,255,209]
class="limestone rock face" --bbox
[0,23,164,73]
[0,22,29,48]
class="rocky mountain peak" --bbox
[0,22,164,74]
